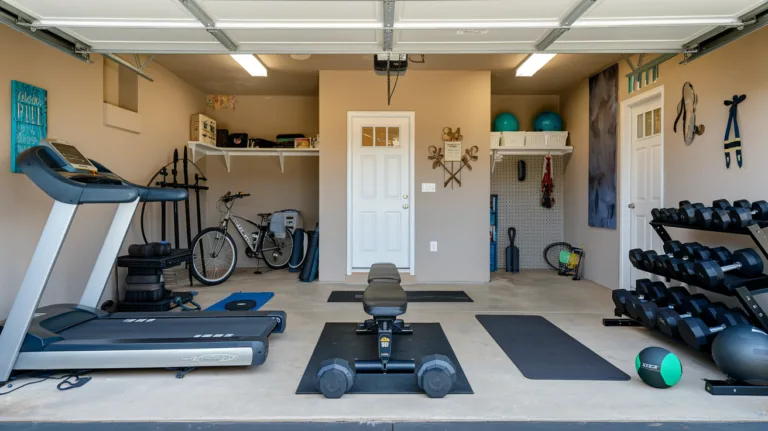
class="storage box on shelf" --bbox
[525,131,568,148]
[605,215,768,396]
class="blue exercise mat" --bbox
[204,292,274,311]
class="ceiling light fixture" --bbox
[35,19,203,28]
[216,21,382,30]
[516,53,556,77]
[231,54,268,77]
[571,18,741,27]
[393,20,559,30]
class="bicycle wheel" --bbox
[543,242,572,271]
[260,230,294,269]
[191,227,238,286]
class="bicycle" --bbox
[190,191,294,286]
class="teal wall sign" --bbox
[11,80,47,173]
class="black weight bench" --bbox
[316,263,457,398]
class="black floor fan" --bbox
[506,227,519,273]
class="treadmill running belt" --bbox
[57,316,277,339]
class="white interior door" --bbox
[350,114,412,270]
[629,100,663,287]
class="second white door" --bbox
[350,114,411,270]
[629,99,663,287]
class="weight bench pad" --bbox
[368,262,401,284]
[363,281,407,317]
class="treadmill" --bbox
[0,140,286,382]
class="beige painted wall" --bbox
[561,28,768,290]
[319,70,491,282]
[201,96,319,267]
[491,95,559,131]
[0,26,205,317]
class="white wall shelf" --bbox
[490,146,573,173]
[188,142,319,173]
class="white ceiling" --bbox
[4,0,765,54]
[153,53,621,96]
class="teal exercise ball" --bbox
[493,112,519,132]
[534,111,563,132]
[635,347,683,389]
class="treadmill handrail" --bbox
[18,146,139,205]
[90,160,188,203]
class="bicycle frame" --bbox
[218,205,286,258]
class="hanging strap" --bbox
[723,94,747,168]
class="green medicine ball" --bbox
[635,347,683,389]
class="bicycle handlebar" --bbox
[221,191,251,202]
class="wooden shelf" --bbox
[490,146,573,173]
[188,141,319,173]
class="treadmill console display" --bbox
[41,139,98,173]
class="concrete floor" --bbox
[2,269,768,423]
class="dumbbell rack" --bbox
[605,219,768,396]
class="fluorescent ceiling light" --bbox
[231,54,268,77]
[516,53,556,77]
[394,20,559,30]
[216,21,382,30]
[571,18,740,27]
[35,19,203,28]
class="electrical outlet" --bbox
[430,241,438,252]
[422,183,436,192]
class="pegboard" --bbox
[491,155,564,270]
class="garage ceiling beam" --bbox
[179,0,238,51]
[0,0,91,63]
[535,0,597,51]
[382,0,395,51]
[103,54,155,82]
[623,53,677,79]
[682,2,768,64]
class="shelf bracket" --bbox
[278,151,285,174]
[223,152,231,172]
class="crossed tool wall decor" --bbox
[428,127,479,189]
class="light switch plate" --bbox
[430,241,438,252]
[422,183,436,192]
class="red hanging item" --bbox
[541,155,554,208]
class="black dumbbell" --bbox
[733,199,768,223]
[656,296,722,338]
[678,308,751,351]
[612,279,654,316]
[638,241,700,272]
[694,249,764,288]
[664,246,730,282]
[653,242,707,275]
[627,284,691,328]
[694,199,732,228]
[679,201,706,225]
[652,208,680,223]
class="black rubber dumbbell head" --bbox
[712,199,731,210]
[651,208,663,222]
[415,354,457,398]
[628,249,646,270]
[727,207,752,229]
[612,289,637,316]
[712,208,734,230]
[710,247,732,265]
[695,207,714,227]
[316,358,356,399]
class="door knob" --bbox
[628,203,636,209]
[403,194,409,199]
[403,204,409,209]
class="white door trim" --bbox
[619,85,664,290]
[346,111,416,276]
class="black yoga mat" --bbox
[296,322,473,395]
[476,315,630,381]
[327,290,473,303]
